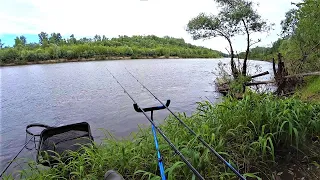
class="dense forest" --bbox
[0,35,223,65]
[240,0,320,74]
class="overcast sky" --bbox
[0,0,297,52]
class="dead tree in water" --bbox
[217,53,319,97]
[217,71,270,96]
[273,53,287,95]
[273,53,304,95]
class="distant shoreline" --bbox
[0,56,220,67]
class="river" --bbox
[0,58,274,174]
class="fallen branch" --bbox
[250,71,269,79]
[245,80,275,86]
[284,71,320,79]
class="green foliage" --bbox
[280,8,299,38]
[278,0,320,73]
[0,48,19,64]
[38,32,49,46]
[6,94,320,179]
[229,75,251,94]
[0,39,4,49]
[238,38,284,61]
[295,0,320,46]
[186,0,270,41]
[49,33,63,45]
[239,46,273,61]
[187,0,272,77]
[246,0,320,72]
[0,35,222,65]
[296,76,320,101]
[14,36,27,47]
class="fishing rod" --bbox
[105,67,204,180]
[0,136,34,177]
[124,67,246,180]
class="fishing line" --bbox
[105,67,204,180]
[123,67,246,180]
[2,123,59,176]
[0,136,34,177]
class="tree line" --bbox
[0,34,223,65]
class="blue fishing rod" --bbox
[105,67,204,180]
[124,67,246,180]
[133,101,171,180]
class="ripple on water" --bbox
[0,58,274,173]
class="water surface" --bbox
[0,58,274,174]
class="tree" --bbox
[280,0,320,72]
[187,13,239,77]
[79,37,92,43]
[270,39,283,54]
[187,0,271,77]
[69,34,77,44]
[20,35,27,45]
[26,42,40,49]
[295,0,320,60]
[94,34,101,42]
[102,35,108,41]
[13,36,27,47]
[0,39,3,49]
[281,9,299,38]
[14,37,22,47]
[38,32,49,46]
[49,33,63,44]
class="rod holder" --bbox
[133,100,170,112]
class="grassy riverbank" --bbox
[5,93,320,180]
[297,76,320,102]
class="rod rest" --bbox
[133,100,170,112]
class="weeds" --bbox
[296,76,320,102]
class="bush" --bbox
[0,48,19,63]
[66,50,76,60]
[24,51,38,62]
[35,49,51,61]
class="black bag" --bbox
[37,122,94,166]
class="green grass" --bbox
[4,93,320,180]
[297,76,320,101]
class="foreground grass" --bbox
[297,76,320,102]
[5,93,320,180]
